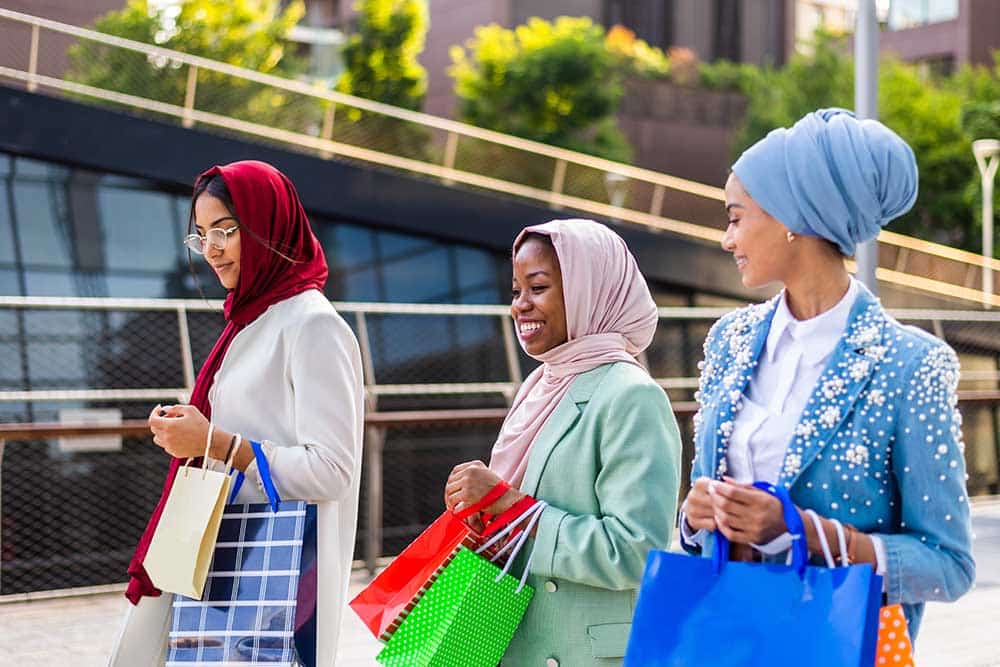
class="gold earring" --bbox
[786,232,796,243]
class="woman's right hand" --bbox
[682,477,718,533]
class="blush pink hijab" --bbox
[489,219,658,488]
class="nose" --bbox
[511,289,532,315]
[721,223,736,253]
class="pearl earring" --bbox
[786,232,796,243]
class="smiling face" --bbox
[193,193,242,290]
[510,235,569,356]
[722,173,795,289]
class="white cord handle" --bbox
[475,500,548,593]
[804,510,850,567]
[181,421,215,478]
[830,518,849,566]
[804,509,836,568]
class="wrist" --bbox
[492,488,524,514]
[208,426,232,461]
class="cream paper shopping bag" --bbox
[144,425,235,600]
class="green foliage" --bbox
[718,31,1000,253]
[334,0,429,156]
[336,0,428,111]
[449,16,631,163]
[67,0,314,131]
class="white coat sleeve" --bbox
[243,310,365,503]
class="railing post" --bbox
[176,305,196,400]
[27,24,40,92]
[442,131,459,186]
[319,103,336,159]
[500,316,522,407]
[355,312,383,575]
[183,65,198,128]
[650,184,665,218]
[549,159,567,210]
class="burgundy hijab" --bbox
[125,160,328,603]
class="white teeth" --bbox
[519,322,543,334]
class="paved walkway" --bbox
[2,499,999,666]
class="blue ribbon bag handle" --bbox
[227,440,283,512]
[711,481,808,575]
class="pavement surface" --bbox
[2,499,998,667]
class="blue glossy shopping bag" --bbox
[166,441,319,667]
[625,483,882,667]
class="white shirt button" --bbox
[546,659,559,667]
[544,580,558,593]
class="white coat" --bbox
[110,289,365,666]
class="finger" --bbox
[709,480,757,506]
[450,461,478,475]
[710,493,754,521]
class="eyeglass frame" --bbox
[184,217,241,255]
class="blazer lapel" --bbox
[778,287,888,488]
[519,364,611,497]
[709,299,779,479]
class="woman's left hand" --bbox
[444,460,522,515]
[148,404,212,459]
[709,477,787,545]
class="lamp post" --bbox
[973,139,1000,308]
[854,0,880,293]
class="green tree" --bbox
[333,0,429,156]
[449,16,631,163]
[336,0,428,110]
[67,0,312,131]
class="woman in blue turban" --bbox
[679,109,974,641]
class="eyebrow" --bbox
[195,215,236,232]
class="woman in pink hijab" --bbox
[445,219,682,666]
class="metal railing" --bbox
[1,8,999,307]
[1,295,999,595]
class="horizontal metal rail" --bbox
[0,8,998,307]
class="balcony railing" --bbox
[1,8,999,307]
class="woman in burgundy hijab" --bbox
[110,161,365,666]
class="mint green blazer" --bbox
[501,361,682,666]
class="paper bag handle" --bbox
[712,481,808,576]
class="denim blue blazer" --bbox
[690,284,975,637]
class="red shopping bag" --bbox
[349,482,513,640]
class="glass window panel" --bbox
[105,274,170,298]
[326,223,375,271]
[0,153,10,176]
[455,247,499,293]
[99,186,182,272]
[377,229,436,258]
[0,187,15,264]
[14,182,73,268]
[341,266,381,301]
[24,270,76,296]
[382,247,451,302]
[0,268,21,295]
[14,157,68,180]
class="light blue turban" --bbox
[731,108,918,256]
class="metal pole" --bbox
[854,0,880,293]
[974,140,1000,308]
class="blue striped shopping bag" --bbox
[166,441,318,667]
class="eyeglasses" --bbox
[184,219,240,255]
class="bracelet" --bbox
[222,434,238,463]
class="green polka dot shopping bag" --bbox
[375,500,547,667]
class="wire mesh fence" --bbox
[1,297,998,596]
